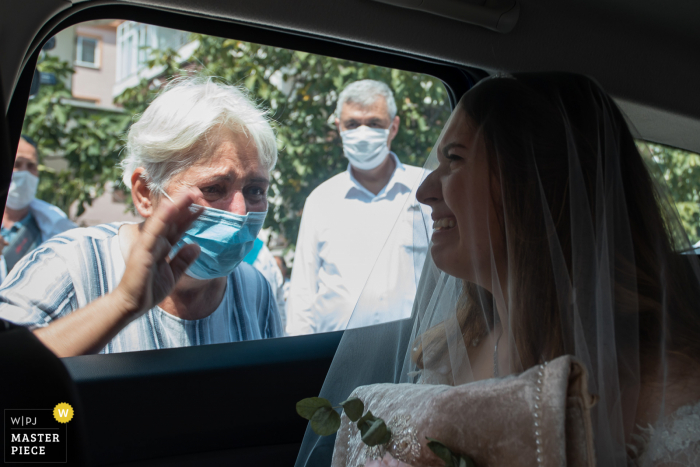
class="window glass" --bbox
[638,141,700,245]
[76,36,99,67]
[3,19,451,355]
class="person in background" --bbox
[273,253,291,310]
[286,79,427,335]
[1,136,76,283]
[243,235,287,331]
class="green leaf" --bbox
[340,397,364,422]
[310,406,341,436]
[360,418,391,446]
[296,397,331,420]
[356,410,378,434]
[427,438,455,467]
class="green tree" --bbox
[22,54,131,217]
[637,142,700,245]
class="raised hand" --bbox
[32,191,204,357]
[114,190,203,318]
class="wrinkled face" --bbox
[15,139,39,177]
[163,127,269,215]
[416,108,505,288]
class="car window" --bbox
[3,19,451,355]
[637,141,700,246]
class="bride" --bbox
[295,73,700,467]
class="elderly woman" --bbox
[0,78,283,357]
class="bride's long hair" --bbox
[415,73,700,383]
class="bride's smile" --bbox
[416,107,506,288]
[431,216,455,231]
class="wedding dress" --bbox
[630,402,700,466]
[295,72,700,467]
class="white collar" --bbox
[345,152,413,200]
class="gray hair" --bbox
[121,77,277,192]
[334,79,397,121]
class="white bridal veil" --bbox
[295,72,700,467]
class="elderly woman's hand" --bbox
[114,190,202,318]
[32,190,203,357]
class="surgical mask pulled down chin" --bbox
[160,190,266,280]
[341,126,390,171]
[6,170,38,210]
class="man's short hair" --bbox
[334,80,397,121]
[19,135,39,160]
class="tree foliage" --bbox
[22,54,131,216]
[637,142,700,245]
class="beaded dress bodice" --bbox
[630,401,700,466]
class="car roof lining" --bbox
[3,0,700,153]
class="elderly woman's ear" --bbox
[131,168,155,218]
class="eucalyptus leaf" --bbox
[296,397,332,420]
[357,410,378,436]
[361,419,391,447]
[340,397,364,422]
[427,438,455,467]
[310,406,341,436]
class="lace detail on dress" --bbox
[347,414,421,466]
[629,401,700,466]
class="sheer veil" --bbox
[295,72,700,467]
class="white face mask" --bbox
[6,170,39,210]
[340,126,391,171]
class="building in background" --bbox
[43,20,142,226]
[113,21,193,97]
[48,20,122,111]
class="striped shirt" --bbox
[0,222,283,353]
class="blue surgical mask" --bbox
[161,191,267,280]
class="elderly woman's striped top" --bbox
[0,222,283,353]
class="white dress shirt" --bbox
[286,153,430,335]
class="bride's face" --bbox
[416,108,506,288]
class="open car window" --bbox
[2,19,451,355]
[637,141,700,246]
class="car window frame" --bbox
[6,3,477,355]
[0,5,484,465]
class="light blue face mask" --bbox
[161,190,267,280]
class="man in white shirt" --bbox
[286,80,428,335]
